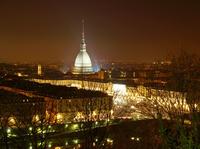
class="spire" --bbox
[81,19,85,43]
[82,19,85,36]
[73,19,94,74]
[80,19,86,51]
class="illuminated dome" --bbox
[74,50,93,74]
[73,20,94,74]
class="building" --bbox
[73,20,94,74]
[56,95,112,122]
[38,64,42,76]
[0,89,45,126]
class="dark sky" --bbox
[0,0,200,63]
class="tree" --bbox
[136,51,200,148]
[132,51,200,122]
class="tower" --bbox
[38,64,42,76]
[73,20,94,74]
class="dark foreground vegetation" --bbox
[0,119,168,149]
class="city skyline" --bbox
[0,0,200,63]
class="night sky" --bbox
[0,0,200,63]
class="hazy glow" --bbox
[113,84,126,104]
[56,113,63,122]
[113,84,126,94]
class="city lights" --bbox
[48,142,52,148]
[113,84,126,104]
[57,113,62,120]
[0,2,199,148]
[65,124,69,128]
[65,141,68,146]
[73,139,79,144]
[7,128,11,133]
[9,117,15,125]
[106,138,113,143]
[29,127,32,131]
[72,124,79,130]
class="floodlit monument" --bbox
[73,20,94,74]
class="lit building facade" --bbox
[73,20,94,74]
